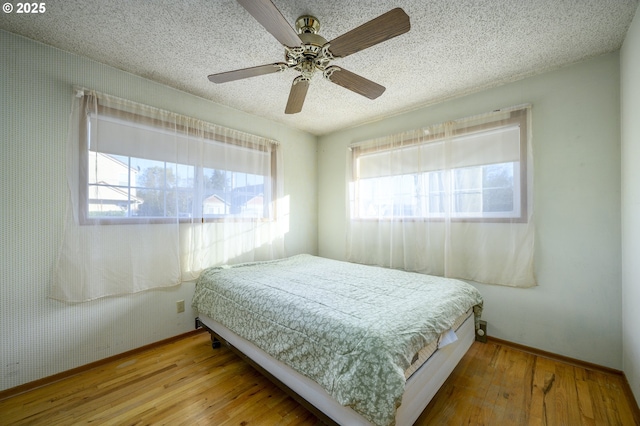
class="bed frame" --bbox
[197,310,475,425]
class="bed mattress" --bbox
[198,310,477,426]
[404,308,472,379]
[192,254,483,426]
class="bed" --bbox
[192,254,483,426]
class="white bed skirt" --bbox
[198,310,475,426]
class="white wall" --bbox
[621,7,640,404]
[0,31,318,391]
[318,53,622,369]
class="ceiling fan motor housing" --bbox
[287,16,333,80]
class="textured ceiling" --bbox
[1,0,638,135]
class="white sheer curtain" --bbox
[51,88,285,302]
[346,105,535,287]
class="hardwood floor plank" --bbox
[512,348,536,424]
[587,370,609,424]
[465,342,501,424]
[606,373,638,426]
[1,332,638,425]
[528,358,546,426]
[575,376,595,424]
[488,345,513,421]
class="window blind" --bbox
[88,113,271,175]
[356,124,521,179]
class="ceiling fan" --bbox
[208,0,411,114]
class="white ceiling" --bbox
[1,0,638,135]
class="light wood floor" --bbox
[1,331,638,425]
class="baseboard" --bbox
[487,336,622,375]
[0,328,206,402]
[487,336,640,420]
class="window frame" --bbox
[78,97,279,226]
[350,107,529,223]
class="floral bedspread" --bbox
[192,254,483,426]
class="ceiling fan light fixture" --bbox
[298,59,316,79]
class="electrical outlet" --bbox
[476,320,487,343]
[176,299,185,313]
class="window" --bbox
[346,106,535,287]
[350,107,528,222]
[79,98,277,224]
[53,89,285,302]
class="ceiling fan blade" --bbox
[285,76,309,114]
[325,67,385,100]
[236,0,302,48]
[327,8,410,58]
[208,63,288,83]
